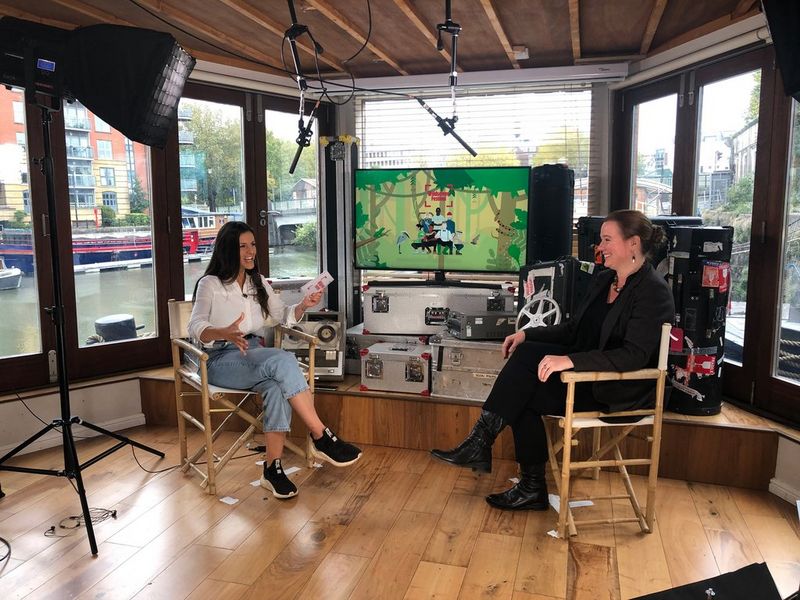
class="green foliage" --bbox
[532,127,590,176]
[445,148,521,168]
[122,213,150,226]
[431,167,530,197]
[100,205,116,227]
[744,71,761,123]
[511,208,528,230]
[722,175,754,216]
[354,169,411,190]
[183,105,244,211]
[11,210,28,227]
[354,202,369,229]
[266,128,317,203]
[129,176,149,214]
[293,221,317,249]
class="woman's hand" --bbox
[537,355,574,382]
[502,330,526,359]
[302,291,323,309]
[222,313,248,354]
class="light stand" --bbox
[0,71,165,558]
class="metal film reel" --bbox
[515,293,562,331]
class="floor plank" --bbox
[515,508,568,598]
[458,531,522,600]
[566,542,620,600]
[295,552,369,600]
[404,561,467,600]
[423,493,487,567]
[131,544,231,599]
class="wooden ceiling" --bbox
[0,0,762,82]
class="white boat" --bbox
[0,257,22,290]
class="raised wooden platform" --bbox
[140,372,795,491]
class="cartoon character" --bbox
[453,230,464,255]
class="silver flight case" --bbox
[362,283,515,335]
[345,323,429,375]
[430,333,505,403]
[360,342,432,395]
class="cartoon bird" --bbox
[396,231,410,254]
[471,233,481,245]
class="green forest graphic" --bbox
[354,168,529,272]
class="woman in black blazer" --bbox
[431,210,675,511]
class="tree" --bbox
[266,128,317,204]
[293,221,317,249]
[183,105,244,212]
[532,127,590,176]
[100,205,116,227]
[10,210,28,228]
[444,148,521,167]
[744,71,761,122]
[129,176,149,214]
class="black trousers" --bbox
[483,341,603,464]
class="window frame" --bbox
[612,46,798,425]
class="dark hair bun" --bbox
[650,225,666,248]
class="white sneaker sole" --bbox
[260,475,298,499]
[310,446,363,468]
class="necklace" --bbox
[612,274,624,294]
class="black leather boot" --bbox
[485,463,549,510]
[430,410,506,473]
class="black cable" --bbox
[0,536,10,563]
[129,445,261,475]
[44,508,117,538]
[343,0,372,63]
[16,394,88,439]
[126,0,410,101]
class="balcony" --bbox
[66,146,93,160]
[64,116,91,130]
[178,131,195,144]
[68,175,95,187]
[178,106,193,120]
[180,178,198,192]
[179,154,196,167]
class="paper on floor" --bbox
[283,466,301,475]
[219,496,239,505]
[548,493,594,513]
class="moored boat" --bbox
[0,257,22,290]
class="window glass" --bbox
[265,109,319,278]
[776,101,800,385]
[176,98,245,296]
[0,87,42,358]
[695,71,760,364]
[630,95,677,216]
[64,101,157,347]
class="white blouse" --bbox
[187,274,300,347]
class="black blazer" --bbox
[524,263,675,412]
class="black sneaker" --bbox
[260,458,298,499]
[310,428,362,467]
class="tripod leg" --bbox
[63,424,98,556]
[78,421,165,458]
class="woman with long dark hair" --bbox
[188,221,361,499]
[431,210,675,510]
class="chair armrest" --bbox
[172,338,209,361]
[560,368,662,383]
[274,324,320,348]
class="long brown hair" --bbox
[603,210,666,258]
[192,221,270,317]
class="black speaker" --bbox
[529,164,574,262]
[763,0,800,102]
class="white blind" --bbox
[354,85,601,280]
[355,85,598,220]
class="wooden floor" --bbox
[0,426,798,600]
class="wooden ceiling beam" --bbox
[215,0,345,72]
[478,0,520,69]
[304,0,408,75]
[391,0,454,68]
[640,0,667,55]
[568,0,581,62]
[733,0,759,18]
[650,5,761,56]
[0,4,75,29]
[136,0,288,74]
[48,0,131,26]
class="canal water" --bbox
[0,248,317,359]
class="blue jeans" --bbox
[206,337,308,432]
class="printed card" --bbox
[301,270,334,295]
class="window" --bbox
[12,101,24,123]
[16,132,26,148]
[68,164,94,187]
[97,140,113,160]
[94,115,111,132]
[266,109,319,278]
[23,190,30,213]
[70,190,95,207]
[99,167,116,187]
[630,95,677,216]
[176,96,245,295]
[102,191,118,210]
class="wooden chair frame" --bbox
[544,322,671,538]
[168,300,318,495]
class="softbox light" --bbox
[0,17,195,148]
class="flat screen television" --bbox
[353,166,531,276]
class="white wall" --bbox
[0,380,144,457]
[770,436,800,505]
